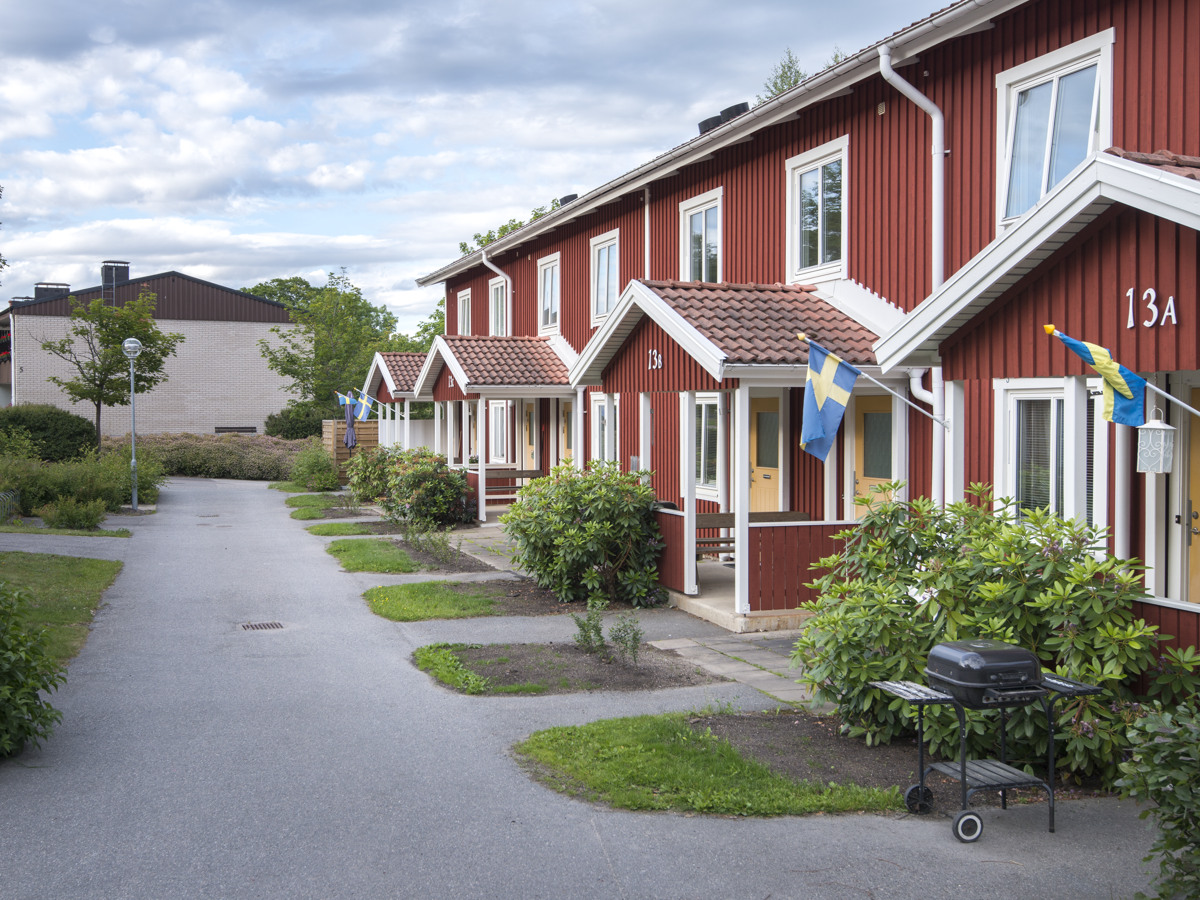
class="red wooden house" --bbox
[414,0,1200,645]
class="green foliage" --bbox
[0,583,66,757]
[104,433,304,481]
[377,296,445,356]
[0,447,163,515]
[0,425,43,460]
[35,497,107,530]
[609,613,644,666]
[38,292,185,446]
[325,538,419,573]
[289,439,341,491]
[265,401,327,439]
[792,483,1196,787]
[501,462,664,608]
[755,46,848,106]
[380,448,472,527]
[458,199,561,256]
[364,582,499,622]
[345,444,394,503]
[1117,701,1200,900]
[571,598,608,655]
[252,270,396,408]
[0,404,95,461]
[514,713,901,816]
[413,643,490,694]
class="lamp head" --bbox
[122,338,143,359]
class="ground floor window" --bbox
[695,395,719,490]
[591,394,619,462]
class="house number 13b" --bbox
[1127,287,1177,328]
[647,349,663,370]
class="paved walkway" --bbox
[0,479,1160,900]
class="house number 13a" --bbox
[1127,287,1177,328]
[647,349,663,370]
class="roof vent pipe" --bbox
[720,102,749,123]
[698,115,723,135]
[479,247,513,337]
[878,45,944,290]
[557,194,578,206]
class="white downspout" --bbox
[480,248,513,336]
[643,187,651,279]
[883,44,947,508]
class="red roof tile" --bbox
[640,281,878,366]
[378,352,425,392]
[440,335,570,387]
[1106,147,1200,182]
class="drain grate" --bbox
[242,621,284,631]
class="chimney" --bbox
[34,282,70,300]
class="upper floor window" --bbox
[590,229,619,324]
[680,187,723,282]
[786,136,848,283]
[996,30,1114,223]
[489,276,507,336]
[456,289,471,336]
[538,252,560,334]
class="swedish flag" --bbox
[354,390,373,421]
[800,336,860,462]
[1046,326,1145,426]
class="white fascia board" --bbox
[361,352,397,398]
[416,0,1027,289]
[545,333,580,370]
[570,281,727,386]
[873,153,1200,372]
[811,279,904,337]
[412,336,470,398]
[465,385,576,400]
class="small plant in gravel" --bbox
[0,583,66,757]
[571,598,608,655]
[609,613,644,665]
[414,643,490,694]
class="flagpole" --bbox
[797,333,950,429]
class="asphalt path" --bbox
[0,478,1159,899]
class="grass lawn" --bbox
[307,522,374,536]
[326,538,419,573]
[268,481,310,492]
[365,581,502,621]
[285,493,340,520]
[0,551,123,664]
[0,523,131,538]
[515,713,902,817]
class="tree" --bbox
[378,296,444,354]
[39,291,185,447]
[458,198,561,256]
[755,47,848,106]
[252,270,397,412]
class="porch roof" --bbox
[571,279,879,385]
[363,351,425,400]
[874,148,1200,371]
[413,334,575,399]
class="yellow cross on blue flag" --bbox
[799,334,860,461]
[1044,325,1145,426]
[354,390,373,421]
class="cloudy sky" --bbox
[0,0,931,335]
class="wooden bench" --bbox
[694,510,811,556]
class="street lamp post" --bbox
[122,338,143,511]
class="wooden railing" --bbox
[746,521,847,612]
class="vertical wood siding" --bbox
[654,511,688,595]
[747,523,845,611]
[1135,600,1200,652]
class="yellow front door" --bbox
[523,403,537,470]
[749,398,780,512]
[854,395,893,518]
[558,400,573,465]
[1188,389,1200,602]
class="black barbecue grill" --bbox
[872,639,1101,843]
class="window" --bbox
[786,136,848,283]
[996,30,1114,223]
[590,229,619,324]
[490,400,508,463]
[489,277,507,336]
[996,379,1105,526]
[591,394,619,462]
[537,253,560,334]
[679,188,723,282]
[456,289,471,336]
[695,396,720,490]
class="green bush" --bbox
[103,433,304,481]
[0,426,43,460]
[792,483,1199,787]
[501,462,663,608]
[381,448,472,527]
[345,445,394,503]
[0,404,95,461]
[265,402,330,440]
[290,439,341,491]
[0,448,164,514]
[1117,701,1200,900]
[0,583,66,757]
[35,497,108,530]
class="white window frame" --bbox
[993,377,1108,530]
[590,393,620,462]
[695,393,720,500]
[679,187,723,283]
[785,135,849,285]
[488,276,507,336]
[537,252,560,335]
[489,400,509,464]
[456,289,471,336]
[590,228,619,326]
[995,29,1114,229]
